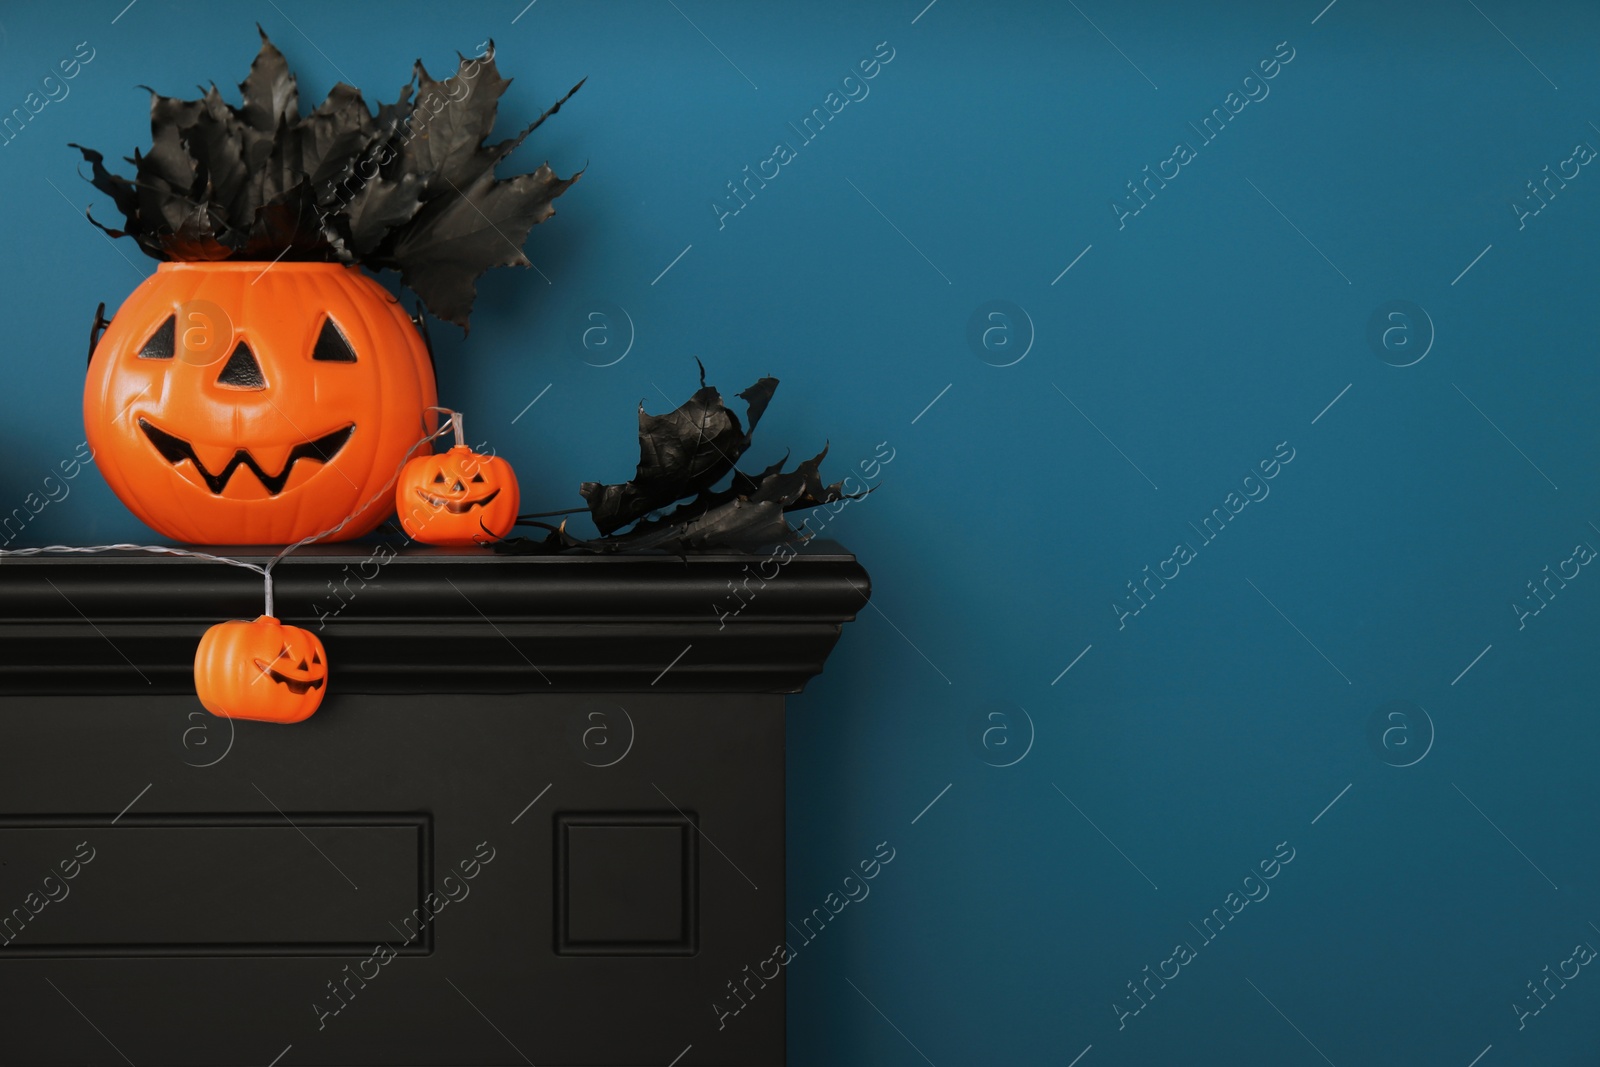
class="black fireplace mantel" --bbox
[0,540,867,1066]
[0,539,870,694]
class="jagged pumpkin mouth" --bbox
[415,486,501,514]
[139,418,354,496]
[254,658,326,694]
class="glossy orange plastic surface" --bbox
[397,445,521,546]
[194,615,327,723]
[85,262,437,544]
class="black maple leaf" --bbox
[579,359,778,536]
[495,365,866,554]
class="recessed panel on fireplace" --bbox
[0,814,428,957]
[554,812,698,956]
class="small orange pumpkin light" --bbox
[195,615,327,723]
[397,410,520,546]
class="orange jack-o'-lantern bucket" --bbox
[195,614,328,723]
[84,262,437,544]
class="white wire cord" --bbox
[0,417,456,618]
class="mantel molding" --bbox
[0,540,869,694]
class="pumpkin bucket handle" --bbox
[87,302,110,366]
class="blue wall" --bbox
[4,0,1600,1063]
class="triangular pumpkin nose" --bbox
[217,341,266,389]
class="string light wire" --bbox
[0,416,456,617]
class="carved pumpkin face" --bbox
[85,262,437,544]
[194,615,327,723]
[397,445,521,545]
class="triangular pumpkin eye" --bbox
[311,651,321,665]
[433,472,446,484]
[471,473,485,483]
[139,315,176,360]
[312,318,357,362]
[217,342,266,389]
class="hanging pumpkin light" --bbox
[195,613,328,725]
[0,543,330,723]
[397,409,520,546]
